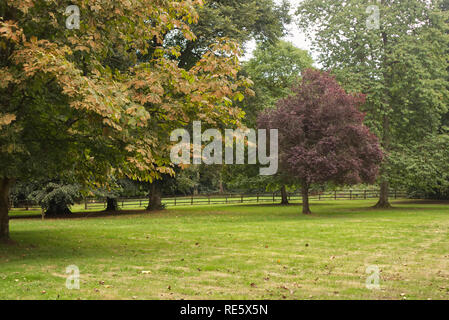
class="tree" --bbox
[242,40,314,125]
[297,0,449,208]
[175,0,291,69]
[258,69,383,214]
[0,1,248,240]
[224,41,313,204]
[144,0,292,202]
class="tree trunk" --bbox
[280,185,289,205]
[147,183,163,211]
[301,185,312,215]
[376,22,392,209]
[219,179,224,194]
[375,180,392,208]
[105,197,118,211]
[0,178,13,242]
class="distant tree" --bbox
[175,0,291,69]
[242,41,313,125]
[224,41,313,204]
[258,70,383,214]
[28,182,80,216]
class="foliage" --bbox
[224,41,313,197]
[28,182,80,215]
[390,133,449,199]
[241,40,313,125]
[0,0,248,183]
[258,69,383,213]
[296,0,449,206]
[0,0,252,236]
[175,0,291,69]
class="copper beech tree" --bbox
[258,70,383,214]
[0,0,250,240]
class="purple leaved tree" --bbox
[258,69,383,214]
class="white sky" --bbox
[242,0,317,62]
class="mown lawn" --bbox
[1,200,449,300]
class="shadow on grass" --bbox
[9,209,162,221]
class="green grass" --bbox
[1,200,449,300]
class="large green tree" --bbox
[297,0,449,207]
[0,0,247,241]
[223,41,313,203]
[136,0,291,206]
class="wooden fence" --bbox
[11,189,407,211]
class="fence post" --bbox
[241,195,244,203]
[350,190,352,200]
[208,195,211,205]
[273,193,275,203]
[335,191,337,200]
[191,195,194,205]
[174,196,177,206]
[84,198,88,210]
[257,194,259,203]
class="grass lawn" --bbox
[1,200,449,300]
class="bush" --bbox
[28,183,80,215]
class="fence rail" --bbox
[10,189,408,211]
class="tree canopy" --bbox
[296,0,449,208]
[258,69,383,214]
[0,0,249,240]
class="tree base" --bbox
[45,205,72,216]
[105,198,119,212]
[373,200,392,209]
[146,203,166,211]
[302,209,312,215]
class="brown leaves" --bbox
[0,19,25,44]
[1,0,249,185]
[0,114,16,128]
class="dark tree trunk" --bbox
[280,185,289,205]
[0,178,13,241]
[375,180,392,208]
[147,183,163,211]
[105,197,118,211]
[219,179,224,194]
[301,185,311,215]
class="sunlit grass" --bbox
[1,200,449,300]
